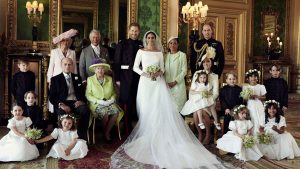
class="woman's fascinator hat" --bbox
[53,29,78,44]
[264,100,280,109]
[200,47,216,64]
[89,59,111,72]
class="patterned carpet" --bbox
[0,101,300,169]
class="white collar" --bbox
[91,44,99,49]
[63,72,71,78]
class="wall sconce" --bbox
[181,1,208,30]
[25,1,44,52]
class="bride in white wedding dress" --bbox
[110,31,232,169]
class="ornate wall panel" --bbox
[160,0,168,50]
[224,18,237,60]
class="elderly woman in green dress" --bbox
[85,59,119,142]
[164,36,187,112]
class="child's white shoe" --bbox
[198,123,205,129]
[214,122,221,130]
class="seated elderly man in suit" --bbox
[49,57,90,141]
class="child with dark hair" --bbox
[12,59,35,109]
[219,72,243,134]
[35,114,88,160]
[0,103,39,161]
[217,105,262,161]
[259,100,300,160]
[264,64,288,115]
[23,91,46,130]
[242,69,266,135]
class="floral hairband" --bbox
[264,100,280,109]
[60,114,75,120]
[245,69,260,76]
[233,104,246,114]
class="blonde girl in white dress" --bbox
[217,105,263,161]
[36,114,88,160]
[181,70,220,131]
[259,100,300,160]
[243,69,266,135]
[0,104,39,162]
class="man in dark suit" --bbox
[49,57,90,141]
[79,29,110,82]
[114,23,143,133]
[191,24,225,77]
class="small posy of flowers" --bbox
[264,100,280,109]
[257,133,272,144]
[245,69,260,76]
[25,128,43,140]
[243,135,255,148]
[233,104,246,115]
[146,65,161,81]
[240,88,253,100]
[201,91,210,98]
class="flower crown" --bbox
[233,104,246,115]
[196,70,208,74]
[264,100,280,109]
[60,114,75,120]
[245,69,260,76]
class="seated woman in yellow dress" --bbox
[85,59,120,142]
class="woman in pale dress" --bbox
[217,104,263,161]
[110,31,231,169]
[164,36,187,112]
[35,114,88,160]
[259,100,300,160]
[194,53,220,144]
[47,29,78,113]
[0,104,39,162]
[243,69,266,135]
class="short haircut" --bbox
[269,64,281,71]
[225,72,237,79]
[18,59,29,65]
[128,23,140,30]
[24,91,37,100]
[89,29,101,40]
[61,57,73,65]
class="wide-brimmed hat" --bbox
[88,59,111,72]
[53,29,78,44]
[167,36,178,44]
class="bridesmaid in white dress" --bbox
[243,69,266,135]
[36,114,88,160]
[217,105,263,161]
[0,104,39,162]
[110,31,232,169]
[259,100,300,160]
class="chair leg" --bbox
[87,129,90,144]
[123,104,129,136]
[93,117,96,144]
[117,123,121,140]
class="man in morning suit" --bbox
[114,23,143,132]
[49,57,90,140]
[79,29,110,82]
[191,24,225,77]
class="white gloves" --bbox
[96,98,115,106]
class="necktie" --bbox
[66,74,71,86]
[94,46,100,56]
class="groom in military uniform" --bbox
[190,24,225,77]
[114,23,143,133]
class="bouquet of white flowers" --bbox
[243,135,255,148]
[240,88,253,100]
[257,133,272,144]
[146,65,161,81]
[25,128,43,140]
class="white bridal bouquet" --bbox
[146,65,161,81]
[25,128,43,140]
[243,135,255,148]
[240,88,253,100]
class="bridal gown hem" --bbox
[110,50,233,169]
